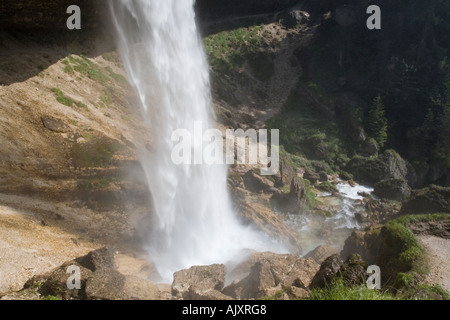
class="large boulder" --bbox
[23,247,125,300]
[304,245,338,265]
[346,150,409,185]
[242,169,275,193]
[172,264,227,300]
[374,178,412,202]
[237,193,302,255]
[400,185,450,215]
[309,254,343,289]
[339,254,369,286]
[21,247,167,300]
[223,252,320,300]
[341,225,382,264]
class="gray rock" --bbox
[374,178,411,201]
[172,264,226,300]
[309,254,343,289]
[223,252,319,299]
[41,116,70,133]
[304,245,338,265]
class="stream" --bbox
[282,181,375,255]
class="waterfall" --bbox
[109,0,285,282]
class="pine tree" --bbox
[365,95,388,148]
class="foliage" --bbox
[364,96,388,148]
[62,55,126,85]
[50,88,88,111]
[309,278,397,300]
[204,25,267,75]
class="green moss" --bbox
[262,290,286,300]
[51,88,87,110]
[381,213,450,289]
[64,55,111,85]
[64,65,74,75]
[316,181,338,193]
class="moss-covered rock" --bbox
[400,185,450,215]
[374,178,411,201]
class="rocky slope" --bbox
[1,1,449,300]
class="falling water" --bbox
[109,0,285,281]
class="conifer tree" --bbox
[365,95,388,148]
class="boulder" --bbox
[374,178,411,202]
[304,170,320,185]
[289,176,307,208]
[309,254,343,289]
[304,245,338,265]
[339,254,369,286]
[21,247,168,300]
[280,10,310,28]
[23,247,127,300]
[223,252,319,299]
[41,116,70,133]
[400,185,450,215]
[341,225,382,264]
[172,264,226,300]
[346,150,409,185]
[278,151,296,186]
[238,198,302,255]
[358,138,378,157]
[242,169,275,193]
[318,171,328,182]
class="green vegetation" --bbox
[316,181,338,193]
[50,88,88,111]
[266,83,350,172]
[364,96,388,148]
[309,278,398,300]
[62,55,126,85]
[42,295,61,301]
[380,214,450,289]
[204,24,271,77]
[51,87,75,106]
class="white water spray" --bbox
[109,0,286,281]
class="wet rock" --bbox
[238,199,302,255]
[223,252,319,299]
[172,264,226,300]
[304,245,338,265]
